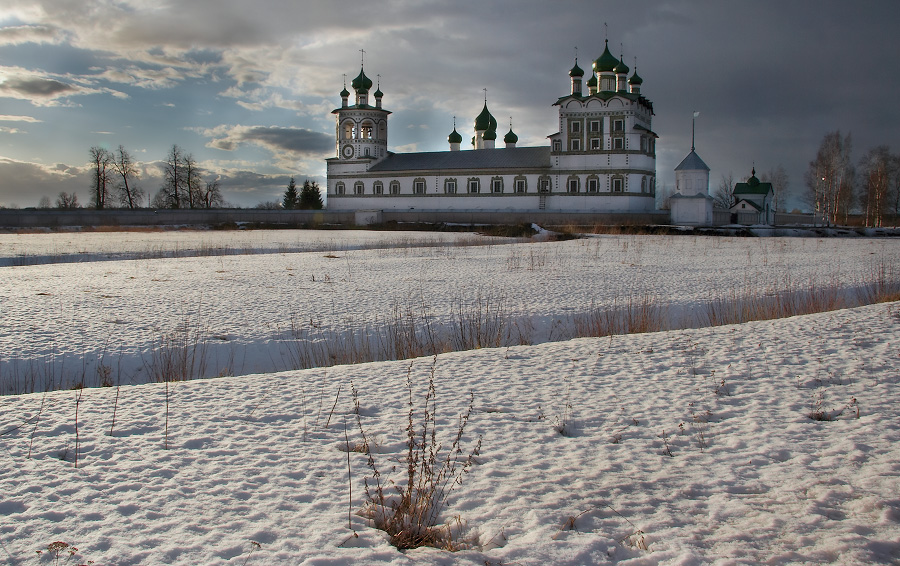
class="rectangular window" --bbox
[590,138,601,150]
[491,179,503,193]
[613,138,624,150]
[568,179,579,193]
[445,180,456,194]
[414,181,425,194]
[588,178,598,192]
[515,179,526,193]
[553,140,562,152]
[571,121,581,133]
[589,120,600,132]
[390,182,400,195]
[468,179,480,193]
[571,139,581,151]
[613,178,623,192]
[613,119,624,132]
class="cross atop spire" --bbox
[360,49,366,67]
[483,87,487,103]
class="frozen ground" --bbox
[1,230,900,565]
[1,301,899,565]
[1,231,899,392]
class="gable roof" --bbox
[733,181,773,196]
[731,198,762,212]
[367,147,551,173]
[674,150,710,172]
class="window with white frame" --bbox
[612,178,623,192]
[553,140,562,152]
[335,182,345,195]
[491,177,503,193]
[373,181,383,195]
[571,138,581,151]
[591,138,601,150]
[589,120,601,132]
[587,177,599,192]
[613,118,624,132]
[568,177,579,193]
[613,137,624,149]
[414,179,426,194]
[468,178,480,193]
[389,181,400,194]
[539,176,551,193]
[444,179,457,194]
[571,121,581,133]
[354,182,365,194]
[514,177,527,193]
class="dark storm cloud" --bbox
[203,125,333,156]
[3,77,75,97]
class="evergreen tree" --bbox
[282,176,299,209]
[299,179,324,209]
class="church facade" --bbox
[325,42,657,213]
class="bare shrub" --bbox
[358,359,482,550]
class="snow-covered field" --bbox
[2,230,900,565]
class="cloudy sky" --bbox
[1,1,898,209]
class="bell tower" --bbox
[332,52,390,162]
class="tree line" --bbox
[804,131,900,227]
[44,145,322,211]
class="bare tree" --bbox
[760,165,789,214]
[713,172,735,210]
[198,180,224,208]
[160,144,184,209]
[182,153,203,209]
[38,196,51,208]
[859,145,891,227]
[111,145,144,208]
[56,191,80,209]
[889,153,900,222]
[89,146,113,209]
[804,131,854,225]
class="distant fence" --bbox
[1,208,670,229]
[0,209,353,228]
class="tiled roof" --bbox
[367,147,552,173]
[674,150,710,172]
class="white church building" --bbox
[325,42,657,213]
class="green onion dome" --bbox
[340,87,350,98]
[569,61,584,77]
[504,128,518,144]
[374,87,383,98]
[448,127,463,144]
[593,41,619,73]
[587,72,597,88]
[474,102,494,131]
[628,70,643,85]
[351,68,373,93]
[614,56,629,75]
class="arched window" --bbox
[360,120,374,140]
[335,182,346,195]
[342,122,353,140]
[389,180,400,195]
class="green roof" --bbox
[340,87,350,97]
[587,72,597,87]
[569,61,584,77]
[351,68,373,92]
[474,102,494,131]
[504,128,518,143]
[614,56,629,74]
[448,127,462,144]
[629,70,643,85]
[593,41,619,73]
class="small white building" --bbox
[670,148,713,226]
[731,168,775,224]
[326,42,658,213]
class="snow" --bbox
[1,230,900,565]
